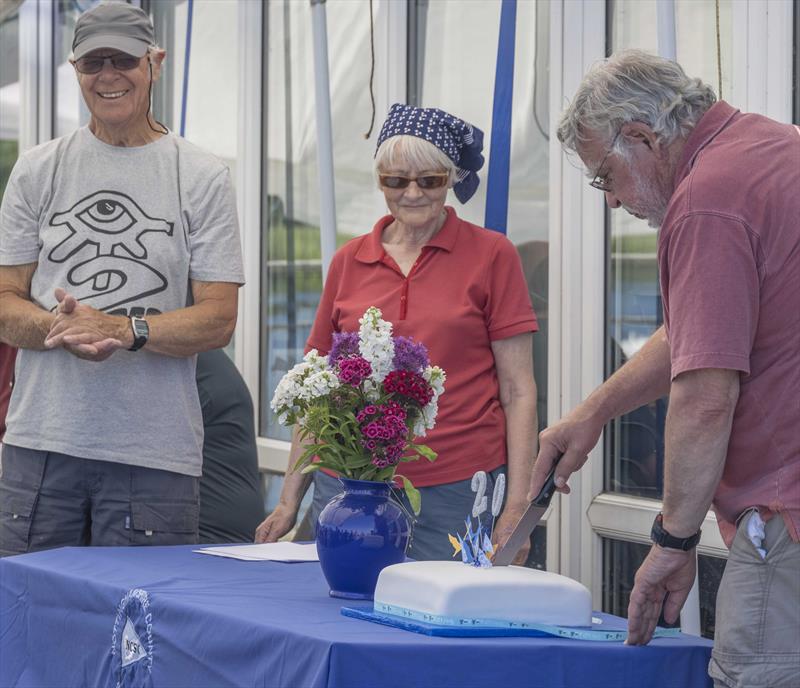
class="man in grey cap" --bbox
[0,1,245,554]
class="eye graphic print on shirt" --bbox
[47,190,174,315]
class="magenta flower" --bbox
[337,356,372,386]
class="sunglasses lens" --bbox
[417,176,447,189]
[76,59,103,74]
[75,55,140,74]
[113,56,141,70]
[380,176,409,189]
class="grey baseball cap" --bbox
[72,2,155,60]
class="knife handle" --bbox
[531,454,562,508]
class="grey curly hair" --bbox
[557,49,716,152]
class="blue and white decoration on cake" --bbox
[448,471,506,567]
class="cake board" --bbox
[341,605,681,641]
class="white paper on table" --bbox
[194,542,319,562]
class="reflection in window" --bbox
[0,1,22,197]
[698,554,725,639]
[409,0,549,568]
[603,538,725,639]
[260,0,396,440]
[604,0,733,499]
[54,0,99,138]
[602,537,681,630]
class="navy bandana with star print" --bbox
[376,103,485,204]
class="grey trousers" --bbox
[708,510,800,688]
[0,444,199,557]
[308,467,505,561]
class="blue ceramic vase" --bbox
[316,477,411,599]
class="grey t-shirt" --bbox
[0,127,244,476]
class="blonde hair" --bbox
[374,135,457,187]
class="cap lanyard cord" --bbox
[147,61,169,136]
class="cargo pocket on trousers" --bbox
[129,501,199,546]
[0,484,38,556]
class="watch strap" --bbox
[650,513,701,551]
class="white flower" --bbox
[270,349,336,425]
[418,365,446,431]
[358,307,395,384]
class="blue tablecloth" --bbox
[0,545,713,688]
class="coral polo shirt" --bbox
[306,206,538,487]
[659,101,800,546]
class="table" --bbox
[0,545,713,688]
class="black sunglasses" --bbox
[74,53,142,75]
[379,173,449,190]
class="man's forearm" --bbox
[0,294,54,350]
[661,369,739,537]
[143,301,236,357]
[584,326,672,424]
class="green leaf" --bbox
[398,475,421,515]
[410,444,437,462]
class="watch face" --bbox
[132,318,149,337]
[129,317,149,351]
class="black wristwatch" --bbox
[128,316,149,352]
[650,513,701,551]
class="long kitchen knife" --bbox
[491,455,562,566]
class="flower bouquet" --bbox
[270,307,446,513]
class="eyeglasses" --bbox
[589,130,621,192]
[73,53,142,75]
[378,173,449,190]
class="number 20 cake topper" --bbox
[448,471,506,568]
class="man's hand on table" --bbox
[626,545,696,645]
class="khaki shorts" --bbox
[709,510,800,688]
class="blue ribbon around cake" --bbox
[340,605,681,642]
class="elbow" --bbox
[215,316,237,349]
[670,369,740,425]
[498,377,538,411]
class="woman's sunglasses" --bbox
[73,53,142,75]
[379,173,449,190]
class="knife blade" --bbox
[491,455,562,566]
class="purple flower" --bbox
[392,336,429,372]
[328,332,360,365]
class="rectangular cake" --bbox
[374,560,592,628]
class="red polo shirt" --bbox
[659,101,800,545]
[307,206,538,487]
[0,344,16,442]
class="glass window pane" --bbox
[604,0,733,498]
[698,554,725,639]
[0,2,22,198]
[603,538,726,639]
[410,0,549,568]
[601,537,680,629]
[260,0,421,439]
[54,0,100,138]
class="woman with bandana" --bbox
[256,105,539,563]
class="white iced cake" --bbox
[374,561,592,628]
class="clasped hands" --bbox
[43,288,128,361]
